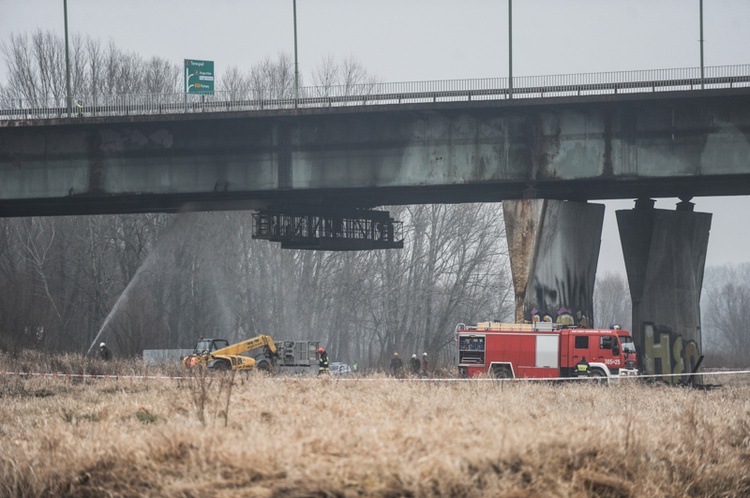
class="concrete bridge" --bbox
[2,66,750,380]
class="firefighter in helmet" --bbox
[317,347,329,375]
[99,342,112,361]
[390,352,403,378]
[421,352,429,376]
[574,356,590,378]
[410,353,421,375]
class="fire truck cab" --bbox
[456,321,638,380]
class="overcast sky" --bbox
[2,0,749,275]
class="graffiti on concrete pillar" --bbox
[642,322,701,383]
[528,306,590,327]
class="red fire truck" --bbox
[456,321,638,380]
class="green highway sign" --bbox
[184,59,214,95]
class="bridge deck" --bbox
[1,70,749,217]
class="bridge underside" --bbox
[1,88,749,217]
[0,175,746,218]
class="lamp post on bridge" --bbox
[293,0,299,106]
[508,0,513,99]
[64,0,72,117]
[699,0,704,89]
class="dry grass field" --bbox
[1,351,749,498]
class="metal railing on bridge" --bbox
[2,64,749,121]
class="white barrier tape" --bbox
[1,369,748,383]
[631,370,750,380]
[0,371,191,380]
[334,369,750,383]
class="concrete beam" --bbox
[1,89,750,217]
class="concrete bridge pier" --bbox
[503,199,605,326]
[616,199,711,382]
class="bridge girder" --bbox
[252,208,404,251]
[1,88,750,218]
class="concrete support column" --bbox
[503,199,604,326]
[616,199,711,381]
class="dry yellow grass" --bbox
[1,352,749,497]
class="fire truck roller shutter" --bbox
[535,335,559,368]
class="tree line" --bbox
[0,207,512,369]
[0,30,379,108]
[701,263,750,367]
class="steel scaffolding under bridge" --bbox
[252,208,404,251]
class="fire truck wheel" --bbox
[590,368,607,384]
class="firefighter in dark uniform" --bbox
[575,356,590,378]
[390,352,404,378]
[410,354,421,375]
[99,342,112,361]
[317,347,329,375]
[421,352,430,376]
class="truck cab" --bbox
[559,328,638,378]
[182,338,230,368]
[194,338,230,355]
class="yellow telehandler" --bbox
[182,335,321,373]
[182,334,278,371]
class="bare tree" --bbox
[311,54,338,93]
[594,272,632,330]
[357,204,512,369]
[218,65,251,100]
[1,30,180,109]
[2,32,60,106]
[143,56,180,94]
[0,219,50,352]
[249,53,296,102]
[704,282,750,366]
[702,264,750,366]
[310,54,380,98]
[84,37,103,102]
[340,55,377,92]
